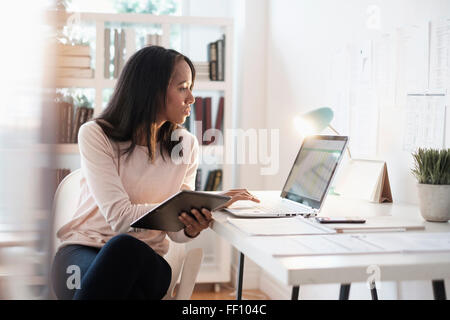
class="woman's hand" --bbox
[178,208,213,238]
[217,189,260,209]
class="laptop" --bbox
[225,135,348,218]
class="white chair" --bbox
[52,168,203,300]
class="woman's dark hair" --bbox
[95,45,195,162]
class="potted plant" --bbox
[412,148,450,222]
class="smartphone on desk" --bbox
[316,217,366,224]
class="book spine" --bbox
[205,169,217,191]
[203,97,212,145]
[208,42,218,81]
[66,102,74,143]
[104,28,111,78]
[71,107,82,143]
[56,68,94,78]
[113,29,120,79]
[215,96,224,133]
[212,169,222,191]
[55,56,91,68]
[124,28,136,63]
[194,97,204,144]
[72,107,87,144]
[86,108,94,122]
[195,169,202,191]
[56,44,90,56]
[80,107,89,126]
[118,29,126,75]
[216,38,224,81]
[58,103,66,143]
[209,61,217,81]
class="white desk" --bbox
[210,191,450,300]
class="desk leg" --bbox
[236,252,245,300]
[432,280,446,300]
[291,286,299,300]
[339,284,351,300]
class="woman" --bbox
[51,46,259,300]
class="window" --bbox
[62,0,182,15]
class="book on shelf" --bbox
[57,102,73,143]
[195,169,202,191]
[212,169,222,191]
[56,43,90,56]
[54,43,93,79]
[104,28,111,78]
[53,168,71,195]
[118,29,126,76]
[194,61,210,81]
[204,169,223,191]
[204,169,215,191]
[216,36,225,81]
[113,29,120,79]
[187,96,225,145]
[56,55,91,68]
[146,33,162,46]
[124,28,136,63]
[71,107,94,143]
[207,42,217,81]
[56,68,94,78]
[194,96,204,143]
[207,35,225,81]
[215,96,224,133]
[56,105,95,145]
[56,168,71,185]
[203,97,212,145]
[108,28,128,79]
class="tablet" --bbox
[130,190,231,232]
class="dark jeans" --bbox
[51,234,172,300]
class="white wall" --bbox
[259,0,450,299]
[265,0,450,205]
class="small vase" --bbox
[416,184,450,222]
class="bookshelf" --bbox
[47,11,234,285]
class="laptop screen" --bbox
[281,135,348,210]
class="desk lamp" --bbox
[293,107,352,158]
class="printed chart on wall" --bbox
[403,92,446,152]
[329,18,450,157]
[329,42,379,159]
[395,23,429,108]
[349,41,379,158]
[429,17,450,109]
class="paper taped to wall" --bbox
[403,93,446,152]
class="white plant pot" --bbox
[416,184,450,222]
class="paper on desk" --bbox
[250,233,450,257]
[227,216,335,236]
[250,234,399,257]
[359,232,450,254]
[329,216,425,233]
